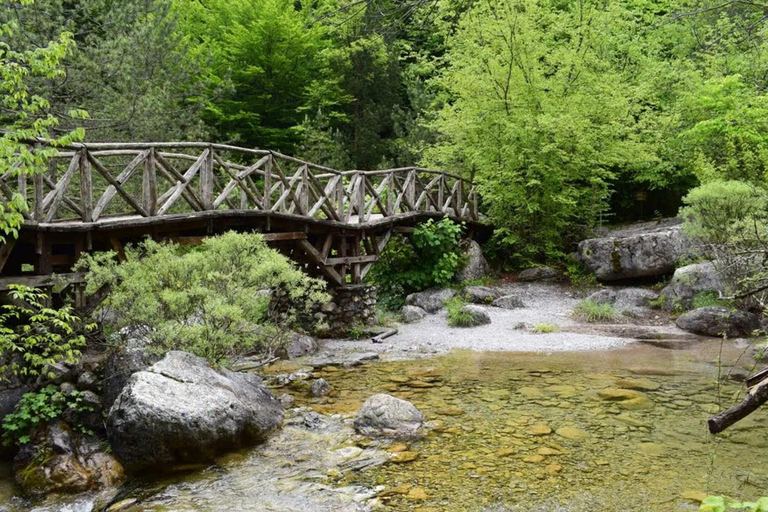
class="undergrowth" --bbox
[573,300,616,322]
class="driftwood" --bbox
[708,378,768,434]
[372,329,398,344]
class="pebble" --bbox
[555,426,590,441]
[529,424,552,436]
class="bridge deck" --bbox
[1,142,487,287]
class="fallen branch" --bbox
[372,328,398,344]
[708,378,768,434]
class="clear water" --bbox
[3,339,767,511]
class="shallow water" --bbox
[4,339,768,511]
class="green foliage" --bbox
[692,292,731,310]
[446,296,479,328]
[565,260,598,291]
[532,323,560,334]
[0,286,92,382]
[368,219,464,310]
[700,495,768,512]
[647,294,668,310]
[573,300,616,323]
[76,232,329,363]
[2,385,95,446]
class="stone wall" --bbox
[318,285,378,337]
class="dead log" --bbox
[708,378,768,434]
[372,328,398,344]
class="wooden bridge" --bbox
[0,142,486,288]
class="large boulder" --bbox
[659,262,723,310]
[578,225,695,281]
[354,394,425,438]
[518,266,558,282]
[456,240,490,282]
[277,332,319,360]
[675,307,759,338]
[102,331,160,411]
[462,286,501,304]
[457,305,492,326]
[401,305,427,323]
[107,351,283,471]
[13,421,123,495]
[406,288,456,314]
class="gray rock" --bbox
[458,305,492,326]
[77,371,98,391]
[278,332,319,360]
[354,394,424,438]
[518,266,558,282]
[277,393,295,409]
[492,295,526,309]
[585,287,658,318]
[406,288,456,313]
[578,225,696,281]
[310,378,331,397]
[102,332,160,411]
[59,382,77,395]
[107,351,283,471]
[585,289,616,304]
[462,286,501,304]
[675,307,759,338]
[660,262,723,310]
[401,305,427,323]
[456,240,490,282]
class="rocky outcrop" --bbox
[107,351,283,471]
[456,240,490,282]
[518,266,558,282]
[277,332,319,360]
[675,307,759,337]
[406,288,456,313]
[462,286,501,304]
[659,262,722,310]
[102,331,160,410]
[14,421,123,495]
[578,224,695,281]
[458,305,492,326]
[354,394,425,438]
[401,305,427,323]
[492,295,526,309]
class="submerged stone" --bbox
[555,427,590,441]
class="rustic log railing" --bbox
[1,142,478,225]
[0,142,484,287]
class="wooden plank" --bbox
[0,238,17,274]
[361,230,391,279]
[41,174,83,218]
[142,148,158,215]
[79,149,93,222]
[298,239,342,286]
[0,272,84,291]
[33,173,43,221]
[154,152,205,212]
[200,146,214,210]
[262,232,307,242]
[326,254,378,265]
[88,153,150,218]
[44,155,79,222]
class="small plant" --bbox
[375,308,401,328]
[532,323,560,334]
[647,294,667,310]
[446,296,480,327]
[565,259,597,290]
[0,285,94,382]
[2,385,95,446]
[692,291,732,310]
[346,323,369,339]
[573,300,616,323]
[700,495,768,512]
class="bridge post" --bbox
[200,146,214,210]
[357,172,365,224]
[79,148,93,222]
[142,147,158,216]
[264,155,272,211]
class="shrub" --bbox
[532,323,560,334]
[565,259,597,291]
[446,296,482,327]
[573,300,616,323]
[0,286,93,382]
[368,218,464,310]
[76,232,329,364]
[692,291,732,310]
[2,385,95,446]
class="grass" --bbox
[531,323,560,334]
[573,300,617,323]
[446,296,483,327]
[375,307,401,328]
[692,291,732,310]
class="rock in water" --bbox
[310,378,331,397]
[107,351,283,471]
[675,307,759,338]
[354,394,424,438]
[458,305,492,326]
[518,266,558,282]
[102,331,160,411]
[578,224,695,281]
[456,240,490,282]
[659,262,722,310]
[401,305,428,323]
[406,288,456,313]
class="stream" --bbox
[2,339,767,511]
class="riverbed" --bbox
[3,337,766,511]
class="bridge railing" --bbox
[0,142,479,224]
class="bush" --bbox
[692,292,731,310]
[2,385,95,446]
[368,218,464,310]
[0,286,93,382]
[573,300,616,323]
[76,232,329,364]
[446,296,482,327]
